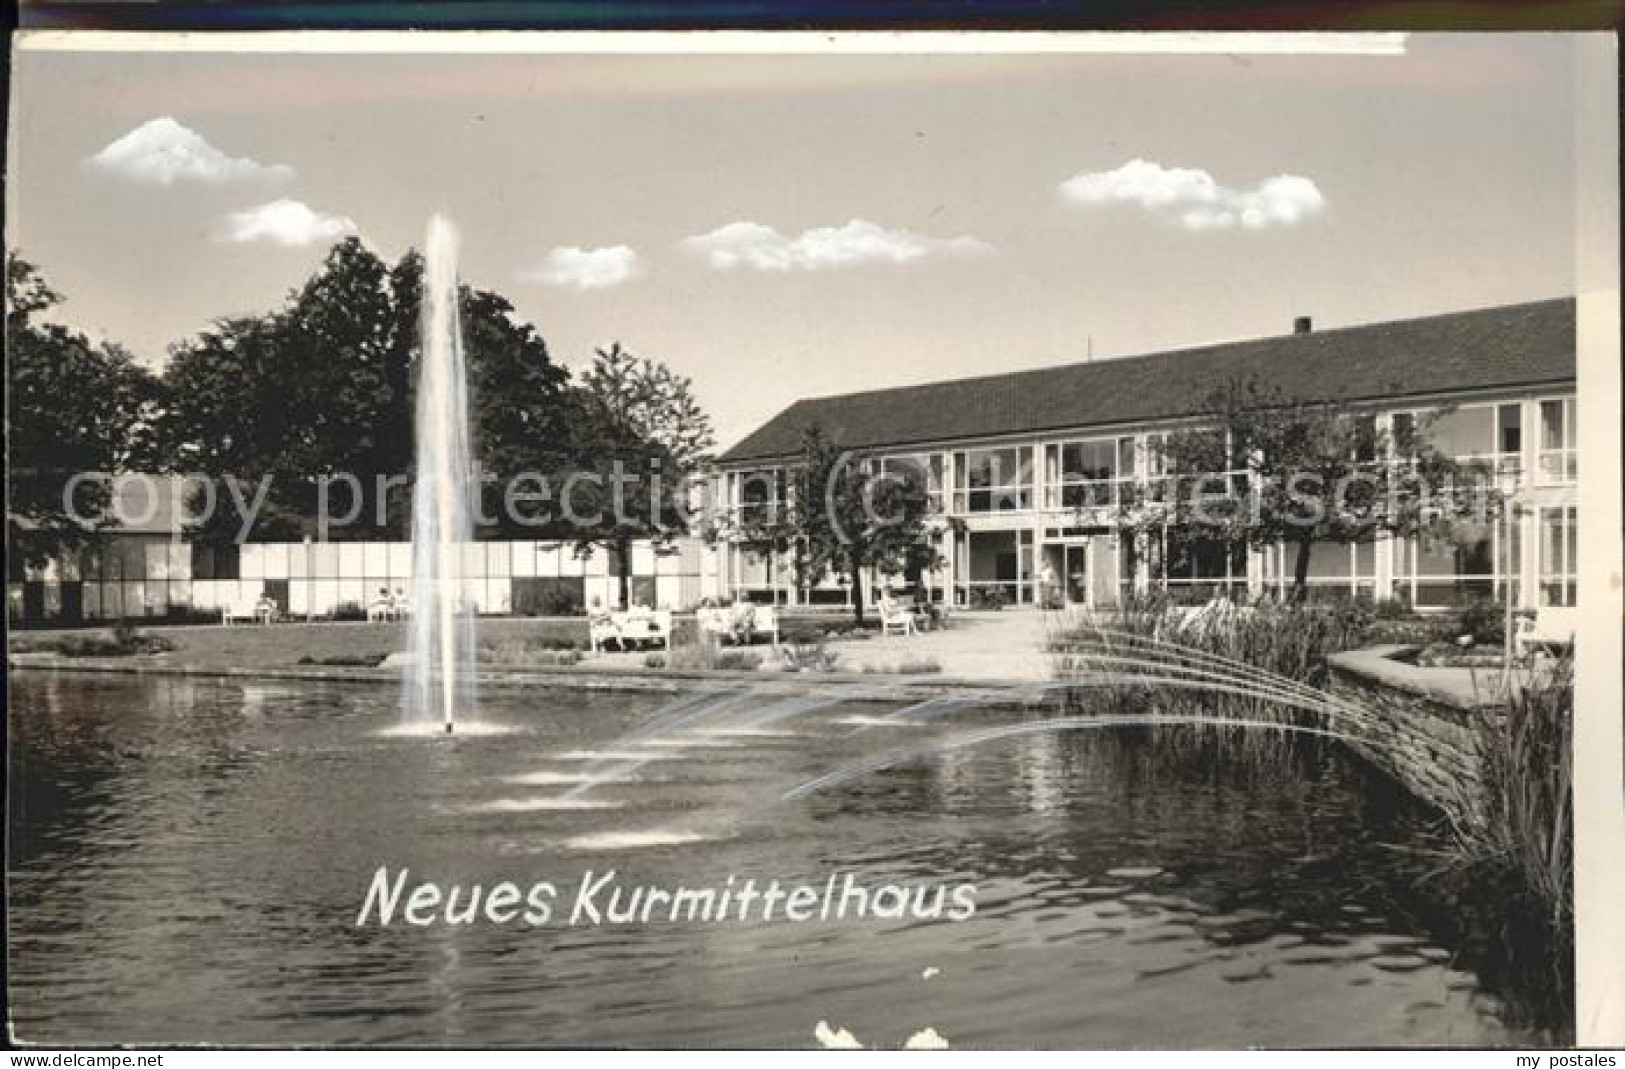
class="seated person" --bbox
[728,595,757,643]
[696,598,728,640]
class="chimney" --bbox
[1293,315,1313,335]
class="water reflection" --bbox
[7,672,1563,1046]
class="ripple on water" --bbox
[503,770,644,786]
[374,722,518,739]
[548,750,687,761]
[833,715,930,728]
[457,797,628,813]
[565,829,715,851]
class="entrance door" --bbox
[1089,534,1119,608]
[1063,545,1089,606]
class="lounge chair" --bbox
[588,613,623,653]
[880,599,918,637]
[698,605,732,644]
[221,591,263,626]
[1515,607,1577,659]
[751,605,779,646]
[613,608,672,651]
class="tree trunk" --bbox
[616,535,633,608]
[850,558,866,626]
[1292,533,1314,602]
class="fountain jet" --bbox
[403,215,477,733]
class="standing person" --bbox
[1037,557,1059,610]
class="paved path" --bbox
[575,609,1063,684]
[825,610,1057,682]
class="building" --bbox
[8,475,725,627]
[7,297,1578,627]
[714,298,1577,612]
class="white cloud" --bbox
[520,245,643,290]
[87,116,295,186]
[682,219,993,272]
[216,199,356,247]
[1058,159,1326,231]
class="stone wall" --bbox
[1326,645,1497,821]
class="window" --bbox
[1538,398,1577,484]
[735,469,785,523]
[878,453,944,513]
[1539,506,1578,607]
[1352,414,1378,463]
[1043,438,1129,509]
[1399,520,1522,608]
[1413,531,1495,607]
[1159,529,1247,600]
[1423,405,1496,461]
[952,447,1032,513]
[1497,404,1522,454]
[1271,539,1378,597]
[1492,403,1523,479]
[190,542,241,581]
[956,528,1034,605]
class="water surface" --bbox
[8,672,1540,1046]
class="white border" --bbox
[1572,33,1623,1050]
[13,29,1411,55]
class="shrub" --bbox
[779,634,840,672]
[297,653,388,667]
[861,655,942,675]
[162,602,229,625]
[643,652,667,669]
[1454,656,1573,982]
[715,649,762,671]
[1449,596,1507,646]
[15,625,175,658]
[1372,593,1414,620]
[664,640,762,672]
[967,587,1009,611]
[544,588,584,616]
[1048,589,1373,713]
[330,601,368,622]
[477,640,582,667]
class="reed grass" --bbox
[1458,656,1573,927]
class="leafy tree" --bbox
[6,254,163,566]
[465,285,574,521]
[568,343,716,606]
[1115,374,1493,599]
[738,424,941,625]
[158,237,571,542]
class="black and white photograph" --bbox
[5,27,1622,1051]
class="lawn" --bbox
[11,617,590,670]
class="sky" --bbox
[7,34,1582,450]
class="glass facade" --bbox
[1539,505,1578,607]
[953,447,1033,513]
[1539,398,1577,484]
[1043,437,1134,509]
[10,537,712,626]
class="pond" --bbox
[7,671,1557,1047]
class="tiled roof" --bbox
[720,297,1575,464]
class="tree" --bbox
[1115,374,1494,600]
[158,237,571,541]
[6,254,163,566]
[739,424,941,625]
[568,343,716,606]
